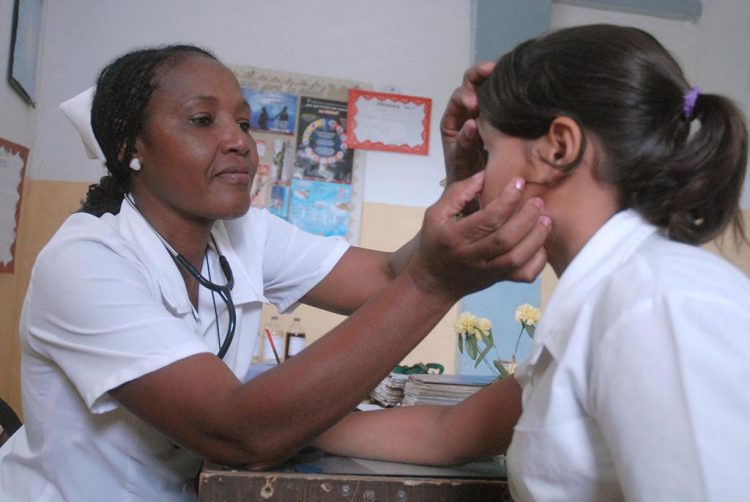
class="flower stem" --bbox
[513,326,525,355]
[492,339,502,361]
[479,355,497,376]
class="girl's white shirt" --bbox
[509,209,750,502]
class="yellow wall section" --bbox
[260,202,459,374]
[3,180,749,417]
[1,180,86,415]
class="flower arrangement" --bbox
[455,304,540,378]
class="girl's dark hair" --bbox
[80,44,218,216]
[478,24,747,245]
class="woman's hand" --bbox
[408,171,550,301]
[441,61,495,191]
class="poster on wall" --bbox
[294,97,353,184]
[231,64,369,244]
[242,88,298,135]
[0,137,29,273]
[288,179,352,237]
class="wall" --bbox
[2,0,749,414]
[0,0,37,415]
[0,0,473,414]
[459,0,551,375]
[30,0,468,207]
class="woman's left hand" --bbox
[408,171,550,301]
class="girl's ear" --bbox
[527,116,584,183]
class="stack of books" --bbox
[369,373,495,407]
[402,374,495,407]
[369,372,409,407]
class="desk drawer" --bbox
[199,469,512,501]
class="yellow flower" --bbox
[454,312,477,337]
[455,307,540,379]
[515,304,541,326]
[476,317,492,332]
[454,312,492,340]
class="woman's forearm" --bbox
[233,271,457,466]
[387,232,420,278]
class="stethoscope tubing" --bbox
[125,195,236,359]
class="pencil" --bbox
[264,328,282,364]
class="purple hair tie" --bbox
[682,86,701,120]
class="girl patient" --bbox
[314,24,750,501]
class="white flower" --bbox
[515,304,541,326]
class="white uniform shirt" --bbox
[0,200,349,501]
[507,209,750,501]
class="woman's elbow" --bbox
[193,431,299,469]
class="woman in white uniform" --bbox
[314,24,750,501]
[0,45,552,500]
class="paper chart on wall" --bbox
[229,64,369,244]
[0,138,29,273]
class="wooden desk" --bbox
[199,454,511,501]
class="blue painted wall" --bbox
[457,0,550,375]
[472,0,551,63]
[459,281,541,375]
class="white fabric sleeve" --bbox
[589,292,750,501]
[24,237,211,414]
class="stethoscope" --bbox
[125,195,236,359]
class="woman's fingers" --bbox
[413,175,551,298]
[444,61,495,129]
[431,171,486,221]
[455,182,551,280]
[454,177,528,242]
[441,61,496,185]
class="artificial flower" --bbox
[455,305,541,379]
[515,304,541,327]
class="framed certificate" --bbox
[0,137,29,273]
[346,89,431,155]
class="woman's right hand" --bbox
[408,171,550,301]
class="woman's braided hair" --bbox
[80,44,217,216]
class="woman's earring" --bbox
[129,158,142,171]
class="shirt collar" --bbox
[208,220,264,305]
[116,198,262,313]
[528,209,658,363]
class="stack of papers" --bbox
[402,374,495,406]
[369,372,409,407]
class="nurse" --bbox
[0,45,550,500]
[314,24,750,501]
